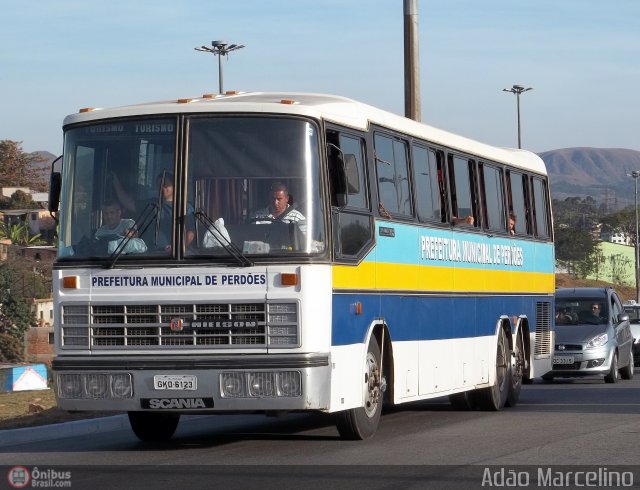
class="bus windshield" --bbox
[57,116,325,260]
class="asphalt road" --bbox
[1,373,639,489]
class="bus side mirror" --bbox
[48,155,63,215]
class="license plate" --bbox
[553,356,574,365]
[153,375,197,390]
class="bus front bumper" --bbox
[52,353,331,413]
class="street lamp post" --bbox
[502,84,532,149]
[629,171,640,303]
[195,40,245,94]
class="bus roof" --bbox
[63,91,546,175]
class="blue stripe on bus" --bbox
[331,293,550,346]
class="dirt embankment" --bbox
[555,273,635,302]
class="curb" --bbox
[0,414,130,447]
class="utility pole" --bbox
[404,0,421,121]
[629,171,640,303]
[195,40,245,94]
[502,85,532,148]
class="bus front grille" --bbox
[60,302,299,350]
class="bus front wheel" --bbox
[335,336,384,440]
[128,412,180,442]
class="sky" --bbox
[1,0,639,156]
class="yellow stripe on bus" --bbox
[332,263,554,294]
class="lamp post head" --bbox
[503,85,533,95]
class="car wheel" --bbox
[604,351,619,384]
[620,349,634,380]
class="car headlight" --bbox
[587,333,608,348]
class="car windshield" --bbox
[555,298,608,325]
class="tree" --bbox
[600,207,635,246]
[0,221,43,246]
[0,332,24,363]
[3,190,39,210]
[0,264,36,362]
[0,140,48,191]
[555,227,598,277]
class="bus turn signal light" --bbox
[351,302,362,315]
[62,276,79,289]
[280,273,298,286]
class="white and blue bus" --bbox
[50,92,554,441]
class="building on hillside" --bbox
[0,239,10,261]
[24,326,55,366]
[601,230,631,246]
[0,187,31,198]
[32,298,54,327]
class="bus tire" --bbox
[506,328,525,407]
[449,391,473,410]
[472,327,511,411]
[335,336,383,440]
[128,412,180,442]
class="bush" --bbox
[0,332,24,363]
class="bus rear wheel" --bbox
[335,336,384,440]
[128,412,180,442]
[506,328,525,407]
[471,327,511,411]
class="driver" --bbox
[251,182,306,232]
[96,200,136,240]
[588,303,605,322]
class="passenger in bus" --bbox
[95,200,147,254]
[508,213,517,235]
[112,171,195,251]
[452,215,474,226]
[252,182,306,233]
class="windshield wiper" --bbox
[106,201,159,269]
[194,210,253,267]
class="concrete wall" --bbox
[587,241,636,287]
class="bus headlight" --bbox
[58,374,83,399]
[220,371,301,398]
[110,373,133,398]
[56,373,133,399]
[85,374,108,399]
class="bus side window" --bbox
[412,145,446,223]
[327,131,369,210]
[531,176,550,238]
[507,170,531,235]
[374,133,412,217]
[448,154,477,227]
[479,162,506,233]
